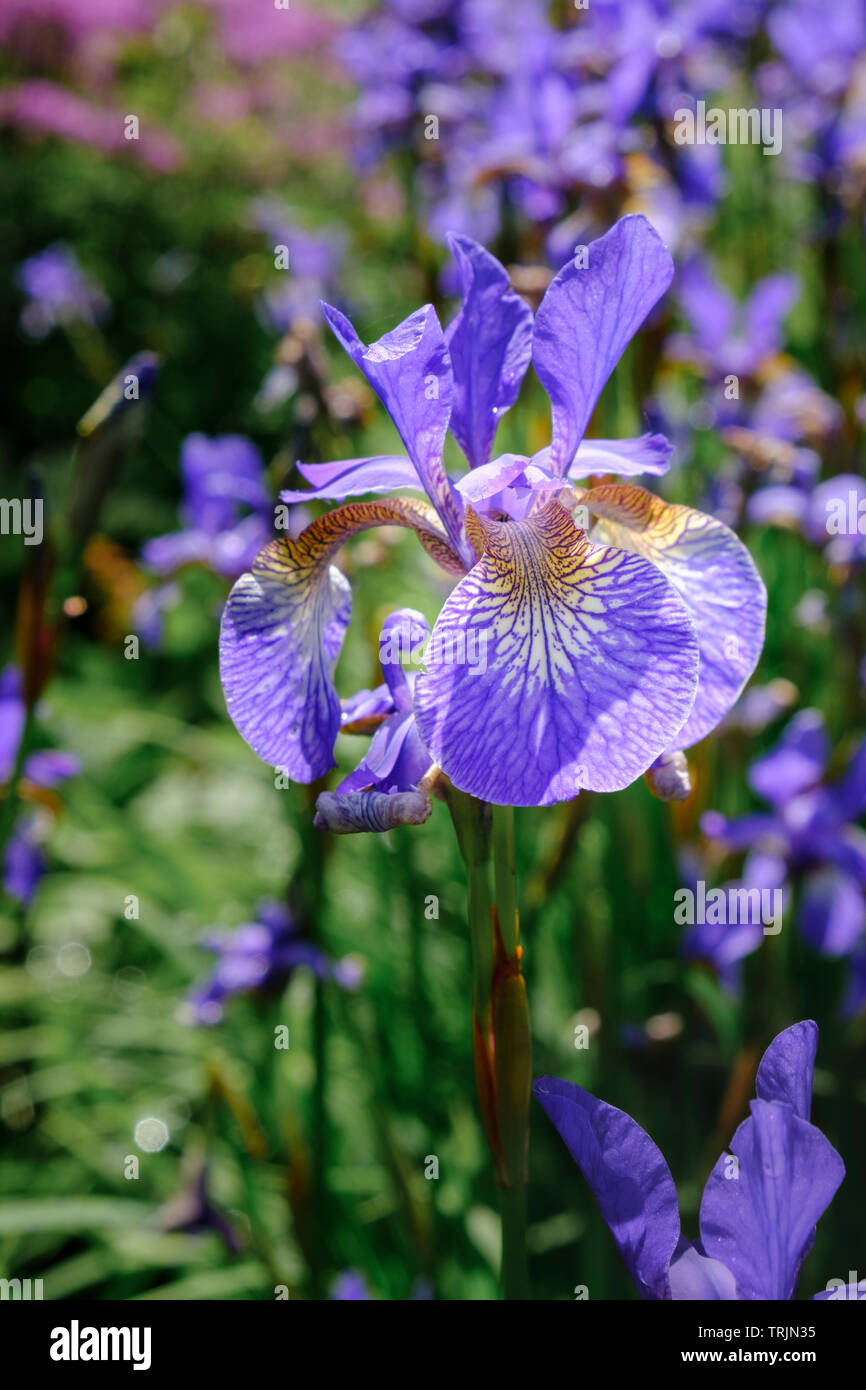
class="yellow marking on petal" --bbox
[258,496,467,580]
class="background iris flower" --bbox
[185,897,359,1026]
[0,666,79,905]
[535,1020,848,1300]
[220,214,766,814]
[702,709,866,1013]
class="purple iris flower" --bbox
[0,666,80,905]
[678,851,768,994]
[535,1020,847,1300]
[220,216,766,812]
[186,898,360,1025]
[667,255,799,381]
[158,1160,239,1253]
[16,242,109,340]
[748,471,866,567]
[251,201,346,335]
[702,710,866,1013]
[141,433,274,582]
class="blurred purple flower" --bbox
[251,203,345,335]
[702,710,866,1012]
[748,472,866,567]
[330,1268,371,1300]
[15,243,109,339]
[140,433,273,583]
[186,898,360,1026]
[667,255,799,380]
[158,1159,240,1253]
[0,82,181,171]
[0,666,80,905]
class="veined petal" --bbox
[699,1100,845,1301]
[755,1020,817,1123]
[444,233,533,469]
[584,484,766,749]
[219,499,463,780]
[414,500,699,806]
[533,1076,680,1301]
[532,215,674,476]
[280,455,421,502]
[322,301,468,559]
[568,433,673,480]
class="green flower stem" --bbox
[445,787,494,1032]
[447,789,531,1299]
[491,803,531,1301]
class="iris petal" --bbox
[533,1076,681,1301]
[280,455,422,502]
[445,233,533,470]
[532,215,674,476]
[219,498,463,780]
[584,483,766,749]
[414,499,699,806]
[321,301,468,559]
[755,1020,817,1122]
[668,1246,738,1301]
[699,1100,845,1301]
[568,433,673,480]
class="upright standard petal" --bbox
[219,499,464,781]
[584,484,767,749]
[444,234,533,470]
[533,1076,680,1301]
[321,302,468,559]
[754,1020,818,1122]
[414,500,699,806]
[532,215,674,475]
[699,1100,845,1301]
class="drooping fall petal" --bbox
[584,483,766,749]
[219,499,463,781]
[414,500,699,806]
